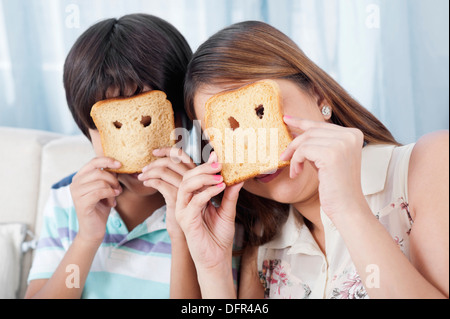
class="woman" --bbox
[175,21,449,298]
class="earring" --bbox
[321,105,331,117]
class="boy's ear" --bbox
[87,128,99,142]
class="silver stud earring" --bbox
[322,105,331,117]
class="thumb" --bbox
[219,182,244,219]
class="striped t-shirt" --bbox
[28,173,173,298]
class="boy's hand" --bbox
[70,157,122,245]
[138,147,196,240]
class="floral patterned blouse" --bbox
[257,143,416,299]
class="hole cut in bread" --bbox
[140,115,152,128]
[255,104,264,119]
[228,116,240,131]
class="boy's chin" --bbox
[118,174,159,197]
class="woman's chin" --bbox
[243,170,300,203]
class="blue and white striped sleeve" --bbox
[27,180,73,283]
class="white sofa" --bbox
[0,127,95,298]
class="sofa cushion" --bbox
[35,135,94,238]
[0,127,94,298]
[0,127,61,226]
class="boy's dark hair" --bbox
[64,14,192,138]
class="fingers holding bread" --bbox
[138,165,183,189]
[151,147,196,168]
[76,156,121,176]
[138,147,196,206]
[70,157,123,242]
[72,157,122,198]
[177,152,224,208]
[140,147,195,177]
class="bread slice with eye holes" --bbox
[204,79,293,186]
[90,90,176,174]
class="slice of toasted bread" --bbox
[205,80,292,185]
[90,90,175,174]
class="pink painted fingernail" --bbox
[211,162,219,169]
[213,175,222,181]
[216,182,224,188]
[284,115,292,120]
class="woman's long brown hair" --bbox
[184,21,400,247]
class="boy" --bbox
[25,14,195,298]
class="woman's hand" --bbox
[70,157,122,245]
[138,147,196,240]
[280,116,366,221]
[175,152,243,297]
